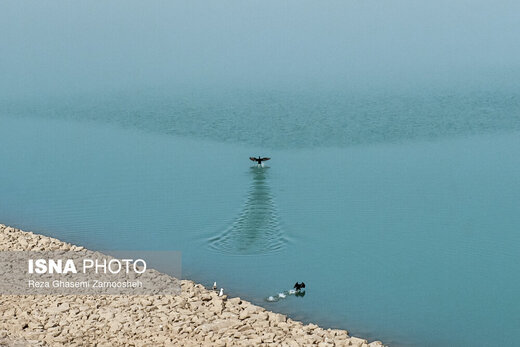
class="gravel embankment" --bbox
[0,224,384,346]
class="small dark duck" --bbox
[294,282,306,291]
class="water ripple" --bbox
[208,167,286,255]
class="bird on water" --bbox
[294,282,306,291]
[249,156,270,166]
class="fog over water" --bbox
[1,0,519,98]
[2,1,520,149]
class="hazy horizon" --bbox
[1,1,520,99]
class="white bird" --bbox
[219,288,224,297]
[212,282,217,291]
[278,292,286,299]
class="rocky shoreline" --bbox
[0,224,385,346]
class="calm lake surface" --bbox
[1,89,519,346]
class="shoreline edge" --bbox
[0,223,385,346]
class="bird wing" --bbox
[261,157,271,161]
[249,157,257,161]
[294,282,298,288]
[301,282,305,288]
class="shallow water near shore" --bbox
[1,92,520,346]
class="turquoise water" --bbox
[1,90,520,346]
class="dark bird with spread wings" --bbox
[250,156,271,165]
[294,282,306,291]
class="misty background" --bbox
[1,1,519,149]
[1,0,519,98]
